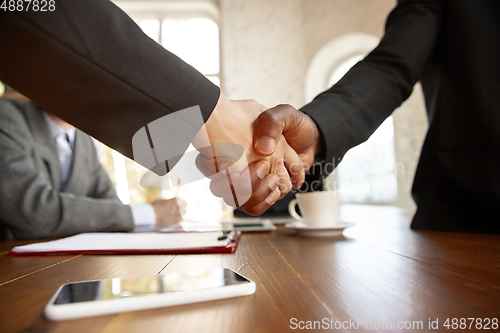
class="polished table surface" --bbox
[0,204,499,333]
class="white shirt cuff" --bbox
[130,204,156,226]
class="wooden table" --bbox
[0,204,499,333]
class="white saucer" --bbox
[284,221,354,237]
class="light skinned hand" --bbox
[151,198,187,226]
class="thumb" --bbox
[253,104,298,156]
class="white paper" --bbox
[10,232,231,253]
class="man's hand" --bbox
[193,94,306,207]
[237,104,323,214]
[196,156,282,214]
[253,104,323,173]
[195,103,323,216]
[151,198,187,226]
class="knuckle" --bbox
[244,206,265,216]
[256,109,273,123]
[277,103,295,114]
[266,110,281,124]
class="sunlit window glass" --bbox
[329,56,398,203]
[161,19,220,75]
[206,76,220,87]
[136,19,160,43]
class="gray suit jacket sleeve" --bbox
[0,100,134,240]
[301,0,444,168]
[0,0,220,162]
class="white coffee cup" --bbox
[288,191,340,227]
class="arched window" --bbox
[328,56,398,203]
[305,33,398,204]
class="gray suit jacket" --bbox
[0,98,134,240]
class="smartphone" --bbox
[44,268,255,321]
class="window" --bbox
[136,18,220,86]
[328,57,398,203]
[93,5,227,222]
[305,33,398,204]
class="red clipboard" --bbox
[7,231,242,256]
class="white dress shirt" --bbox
[42,112,156,226]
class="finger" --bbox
[274,159,292,200]
[209,159,269,198]
[195,153,234,180]
[219,152,249,175]
[223,174,281,208]
[237,186,281,216]
[195,153,219,178]
[283,145,306,189]
[212,142,248,174]
[238,170,279,208]
[220,170,253,207]
[215,160,277,207]
[253,104,298,156]
[210,170,250,198]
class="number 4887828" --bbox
[443,318,498,330]
[1,0,56,11]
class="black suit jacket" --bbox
[0,0,220,162]
[302,0,500,232]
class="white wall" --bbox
[219,0,306,108]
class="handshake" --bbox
[193,94,323,216]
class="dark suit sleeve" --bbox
[0,100,134,240]
[0,0,220,161]
[301,0,445,169]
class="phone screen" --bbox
[54,268,250,304]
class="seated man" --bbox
[0,89,185,240]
